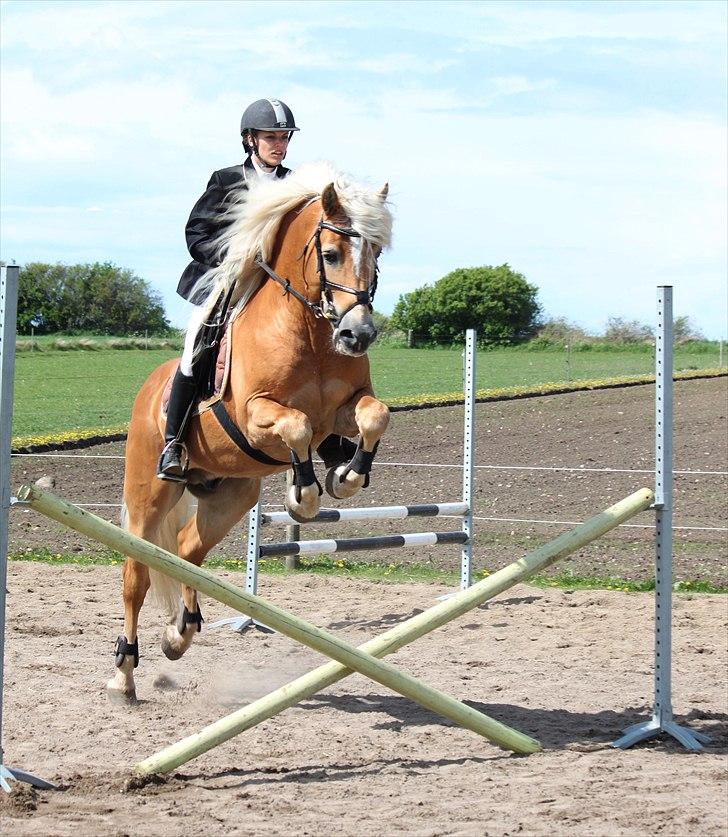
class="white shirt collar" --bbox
[251,156,279,180]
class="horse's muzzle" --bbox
[335,322,378,356]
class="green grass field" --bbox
[10,547,726,594]
[10,343,724,440]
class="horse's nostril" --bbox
[339,329,354,341]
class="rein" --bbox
[255,217,379,327]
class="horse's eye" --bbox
[323,251,338,265]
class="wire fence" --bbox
[10,451,727,532]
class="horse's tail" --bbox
[120,492,196,620]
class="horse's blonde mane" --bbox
[191,161,393,321]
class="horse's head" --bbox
[201,163,392,356]
[305,180,390,356]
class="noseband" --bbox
[255,217,379,327]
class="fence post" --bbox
[613,285,709,751]
[565,342,571,382]
[285,524,300,570]
[0,266,54,792]
[461,329,476,589]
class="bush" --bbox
[532,317,592,347]
[391,264,541,346]
[673,316,705,344]
[603,317,653,344]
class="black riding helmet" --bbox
[241,98,299,154]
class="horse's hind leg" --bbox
[160,477,261,660]
[326,393,390,499]
[109,412,187,703]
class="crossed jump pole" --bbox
[19,483,653,774]
[0,270,711,788]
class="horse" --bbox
[107,162,393,703]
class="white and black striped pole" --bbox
[258,530,468,557]
[0,265,54,792]
[259,502,469,526]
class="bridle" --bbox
[255,217,379,327]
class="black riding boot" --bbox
[316,434,359,469]
[157,369,198,482]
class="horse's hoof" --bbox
[161,622,196,661]
[325,466,344,499]
[284,505,317,524]
[161,636,184,661]
[285,484,320,522]
[106,684,138,705]
[325,465,363,499]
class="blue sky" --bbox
[1,0,726,336]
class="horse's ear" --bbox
[322,183,342,217]
[379,183,389,201]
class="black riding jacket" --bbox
[177,156,292,302]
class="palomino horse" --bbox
[108,163,393,703]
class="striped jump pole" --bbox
[211,502,471,632]
[130,487,654,775]
[260,529,468,557]
[17,483,542,760]
[260,502,469,526]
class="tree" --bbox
[17,262,170,335]
[391,264,541,345]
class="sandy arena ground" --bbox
[2,377,727,835]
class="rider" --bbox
[158,98,355,482]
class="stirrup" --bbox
[157,440,188,483]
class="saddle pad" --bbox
[161,323,234,419]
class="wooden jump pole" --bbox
[134,487,653,774]
[17,484,541,757]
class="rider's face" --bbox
[254,131,290,167]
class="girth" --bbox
[210,401,288,466]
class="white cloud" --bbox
[0,2,164,51]
[355,53,458,75]
[460,1,725,47]
[1,0,725,338]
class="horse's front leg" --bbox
[248,398,322,521]
[326,393,390,500]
